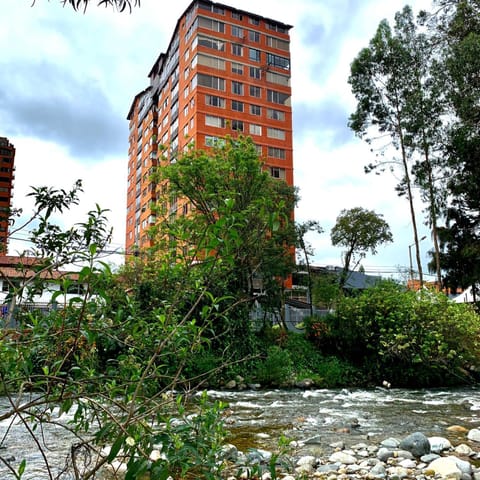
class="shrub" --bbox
[322,281,480,386]
[254,346,293,386]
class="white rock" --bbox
[398,459,417,469]
[468,428,480,443]
[455,443,474,456]
[329,451,357,464]
[427,456,462,479]
[296,455,316,467]
[429,436,452,453]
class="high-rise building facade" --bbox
[126,0,293,253]
[0,137,15,254]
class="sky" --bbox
[1,0,436,279]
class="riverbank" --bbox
[220,428,480,479]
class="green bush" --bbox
[254,346,293,385]
[321,281,480,386]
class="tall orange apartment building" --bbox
[126,0,293,253]
[0,137,15,254]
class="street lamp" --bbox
[409,235,427,283]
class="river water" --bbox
[1,387,479,479]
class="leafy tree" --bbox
[150,136,297,342]
[330,207,393,289]
[348,8,439,286]
[431,0,480,297]
[32,0,140,12]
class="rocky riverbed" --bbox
[219,428,480,479]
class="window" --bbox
[267,53,290,70]
[198,2,225,14]
[249,48,261,62]
[197,54,225,70]
[270,167,286,179]
[250,86,261,98]
[248,30,260,42]
[196,73,225,90]
[183,104,189,117]
[232,100,244,112]
[205,114,225,128]
[232,81,244,95]
[232,43,243,56]
[267,36,290,51]
[249,124,262,135]
[267,108,285,121]
[231,62,244,75]
[232,12,243,20]
[205,94,226,108]
[266,71,290,86]
[231,120,244,132]
[232,25,244,38]
[266,22,287,34]
[250,104,261,115]
[249,66,261,79]
[198,16,225,32]
[267,89,290,105]
[268,147,286,159]
[267,127,286,140]
[249,17,260,26]
[205,135,226,147]
[197,35,225,51]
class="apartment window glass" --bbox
[198,1,225,14]
[249,124,262,135]
[197,54,225,70]
[231,120,244,132]
[267,35,290,51]
[249,17,260,25]
[231,43,243,56]
[266,22,287,34]
[249,66,261,79]
[205,94,226,108]
[267,127,286,140]
[197,73,225,90]
[198,16,225,32]
[231,25,244,38]
[248,30,260,42]
[267,53,290,70]
[232,81,244,95]
[268,146,286,159]
[231,62,244,75]
[270,167,286,179]
[250,104,261,115]
[232,12,243,20]
[205,135,226,147]
[249,85,261,97]
[249,48,261,62]
[197,35,225,51]
[231,100,244,112]
[267,108,285,121]
[205,114,225,128]
[266,71,290,86]
[267,89,290,105]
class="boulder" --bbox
[399,432,430,457]
[426,456,462,479]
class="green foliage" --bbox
[319,281,480,386]
[254,346,293,386]
[0,182,230,479]
[330,207,393,288]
